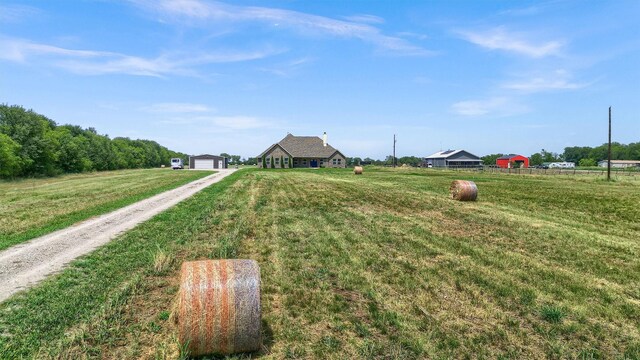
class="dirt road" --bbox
[0,169,236,303]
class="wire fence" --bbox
[439,165,640,177]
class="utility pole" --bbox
[607,106,612,181]
[393,134,397,168]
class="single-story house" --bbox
[597,160,640,168]
[258,132,346,168]
[189,154,228,169]
[496,154,529,168]
[424,150,482,168]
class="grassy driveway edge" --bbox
[0,170,213,251]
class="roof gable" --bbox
[275,134,342,158]
[425,149,479,160]
[497,154,526,160]
[258,143,292,158]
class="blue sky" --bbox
[1,0,638,159]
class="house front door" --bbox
[310,159,318,168]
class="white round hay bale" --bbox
[178,259,261,356]
[354,166,363,175]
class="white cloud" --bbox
[0,36,281,77]
[451,97,528,117]
[0,37,109,62]
[130,0,433,56]
[142,103,213,113]
[503,78,587,91]
[211,116,269,129]
[159,114,271,130]
[502,70,589,92]
[457,27,563,58]
[259,57,314,77]
[342,14,385,24]
[0,4,40,23]
[499,6,541,17]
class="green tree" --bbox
[0,133,22,177]
[530,153,543,166]
[481,154,504,166]
[579,158,597,167]
[398,156,422,167]
[541,149,562,162]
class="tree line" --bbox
[0,104,188,178]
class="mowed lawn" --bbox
[0,168,639,359]
[0,168,212,250]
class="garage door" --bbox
[194,159,214,169]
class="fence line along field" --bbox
[1,168,639,359]
[0,168,211,250]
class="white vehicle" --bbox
[171,158,184,170]
[549,162,575,169]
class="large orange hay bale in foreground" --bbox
[450,180,478,201]
[354,166,363,175]
[178,259,261,356]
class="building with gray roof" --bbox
[424,150,482,168]
[258,132,346,168]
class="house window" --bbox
[284,157,288,164]
[275,157,280,165]
[337,159,342,165]
[294,159,298,165]
[303,159,307,164]
[332,159,337,165]
[266,157,271,164]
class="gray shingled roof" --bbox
[260,134,342,158]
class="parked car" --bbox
[171,158,184,169]
[534,165,549,169]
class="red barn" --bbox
[496,154,529,168]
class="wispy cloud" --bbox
[130,0,433,56]
[457,26,563,58]
[451,97,528,117]
[502,70,590,92]
[0,36,281,77]
[211,116,269,130]
[259,57,314,77]
[141,103,213,113]
[0,37,109,62]
[342,14,385,24]
[159,114,272,130]
[0,4,41,23]
[498,6,541,17]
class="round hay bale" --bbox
[178,259,261,356]
[354,166,363,175]
[450,180,478,201]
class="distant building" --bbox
[189,154,228,169]
[424,150,482,168]
[496,154,529,168]
[258,132,346,168]
[597,160,640,168]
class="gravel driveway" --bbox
[0,169,236,303]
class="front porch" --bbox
[292,158,326,168]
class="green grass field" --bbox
[0,168,212,250]
[1,168,639,359]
